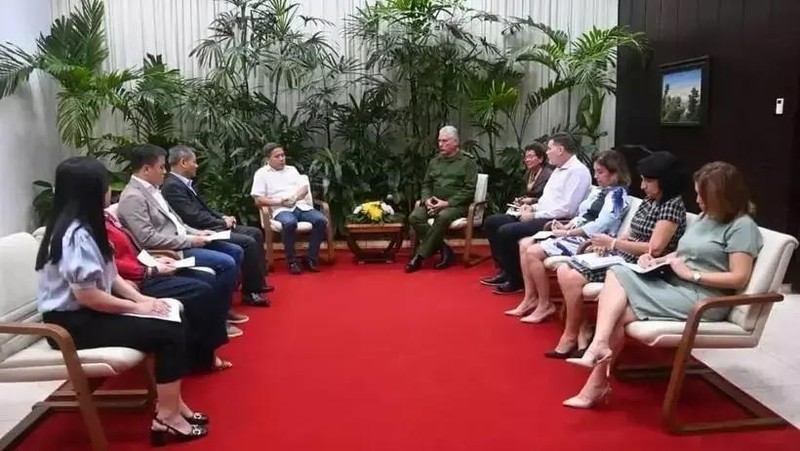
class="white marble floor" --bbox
[693,293,800,427]
[1,295,799,439]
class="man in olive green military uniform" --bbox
[406,125,478,273]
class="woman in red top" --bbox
[105,212,231,372]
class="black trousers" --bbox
[140,272,228,372]
[486,214,550,286]
[43,309,188,384]
[215,225,267,294]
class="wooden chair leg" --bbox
[63,357,109,450]
[326,227,335,264]
[462,225,473,267]
[266,230,275,271]
[615,340,788,434]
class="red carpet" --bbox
[16,255,799,450]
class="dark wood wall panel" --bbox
[617,0,800,283]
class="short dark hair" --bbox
[263,142,284,158]
[548,133,580,155]
[130,144,167,172]
[694,161,752,222]
[594,149,631,187]
[524,142,547,161]
[637,151,687,202]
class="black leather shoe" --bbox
[304,258,320,273]
[479,272,507,286]
[492,282,523,295]
[242,292,270,307]
[434,244,455,270]
[404,255,424,273]
[262,284,275,293]
[288,261,302,275]
[544,345,579,360]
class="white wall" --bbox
[0,0,66,235]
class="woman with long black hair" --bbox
[36,156,209,445]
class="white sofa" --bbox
[0,231,153,451]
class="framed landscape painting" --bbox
[660,56,710,127]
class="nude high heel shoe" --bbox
[566,347,613,369]
[562,385,612,409]
[504,299,537,316]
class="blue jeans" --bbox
[274,208,328,263]
[183,247,238,308]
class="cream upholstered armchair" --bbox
[617,226,798,434]
[411,173,489,267]
[258,175,335,270]
[0,232,154,451]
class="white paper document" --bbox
[123,297,183,323]
[136,250,160,267]
[172,257,196,268]
[532,230,554,240]
[571,253,626,270]
[208,230,231,241]
[136,250,195,269]
[571,253,672,274]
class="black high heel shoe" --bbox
[150,418,208,447]
[544,345,578,359]
[154,411,210,426]
[183,412,209,426]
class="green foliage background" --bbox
[0,0,647,230]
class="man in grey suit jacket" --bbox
[117,144,253,329]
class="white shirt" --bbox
[132,175,188,236]
[534,156,592,220]
[250,165,313,217]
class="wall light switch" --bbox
[776,98,784,115]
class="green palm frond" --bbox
[0,43,38,98]
[524,77,576,115]
[38,0,107,72]
[57,91,103,147]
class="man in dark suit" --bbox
[162,145,272,307]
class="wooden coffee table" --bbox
[344,222,406,263]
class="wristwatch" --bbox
[692,271,702,282]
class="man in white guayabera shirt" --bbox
[483,133,592,294]
[251,143,328,275]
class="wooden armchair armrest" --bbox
[467,200,488,224]
[147,249,180,259]
[313,199,330,217]
[0,322,81,366]
[677,292,783,350]
[259,207,273,230]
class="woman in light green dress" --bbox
[561,162,763,409]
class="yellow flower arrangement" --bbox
[352,200,396,224]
